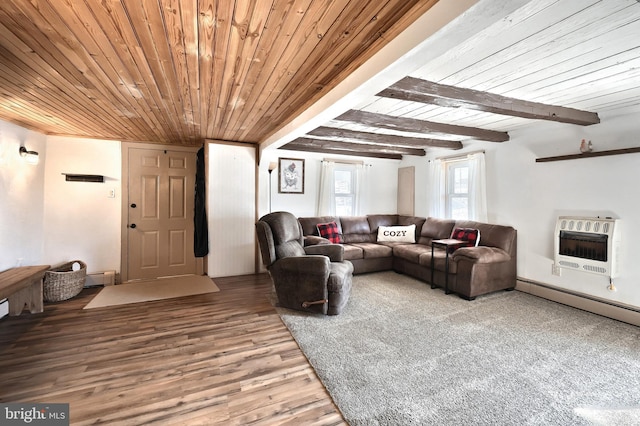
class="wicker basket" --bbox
[44,260,87,302]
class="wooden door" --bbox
[127,148,197,280]
[397,166,415,216]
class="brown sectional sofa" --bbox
[298,214,517,300]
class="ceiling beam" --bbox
[288,137,425,156]
[283,143,403,160]
[336,110,510,142]
[283,137,423,159]
[309,126,462,150]
[283,144,403,160]
[379,77,600,126]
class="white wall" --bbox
[0,120,47,271]
[208,143,256,277]
[491,113,640,308]
[42,136,122,273]
[0,124,122,277]
[404,110,640,309]
[1,120,261,282]
[258,148,400,218]
[0,127,122,277]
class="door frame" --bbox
[120,142,205,282]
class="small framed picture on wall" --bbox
[278,157,304,194]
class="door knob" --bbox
[129,224,137,229]
[130,203,137,208]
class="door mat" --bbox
[84,275,220,309]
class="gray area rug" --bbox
[276,271,640,425]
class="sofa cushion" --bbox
[367,214,399,231]
[350,242,393,259]
[341,216,375,243]
[398,216,427,242]
[317,221,342,243]
[418,217,456,245]
[394,243,457,273]
[377,225,416,243]
[342,244,364,261]
[393,243,431,264]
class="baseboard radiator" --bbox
[85,270,116,287]
[516,278,640,327]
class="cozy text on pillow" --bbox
[377,224,416,243]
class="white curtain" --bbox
[317,161,368,216]
[467,152,487,222]
[428,158,445,218]
[428,153,487,221]
[354,163,369,215]
[317,160,336,216]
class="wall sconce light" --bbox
[19,146,39,165]
[268,162,278,212]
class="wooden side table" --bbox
[430,239,466,294]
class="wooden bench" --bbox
[0,265,50,316]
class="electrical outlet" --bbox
[551,263,561,276]
[108,188,116,198]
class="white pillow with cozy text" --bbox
[377,224,416,243]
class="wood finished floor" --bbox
[0,274,346,425]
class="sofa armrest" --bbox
[273,255,331,273]
[304,235,331,246]
[304,244,345,262]
[452,246,511,264]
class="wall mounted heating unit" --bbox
[554,216,621,277]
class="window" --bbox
[317,161,367,216]
[446,160,470,220]
[428,152,487,222]
[334,167,356,216]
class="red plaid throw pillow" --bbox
[450,228,480,252]
[317,221,342,243]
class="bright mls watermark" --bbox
[1,404,69,425]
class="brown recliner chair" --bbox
[256,211,353,315]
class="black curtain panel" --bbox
[194,147,209,257]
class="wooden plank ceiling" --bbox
[0,0,437,147]
[2,0,640,159]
